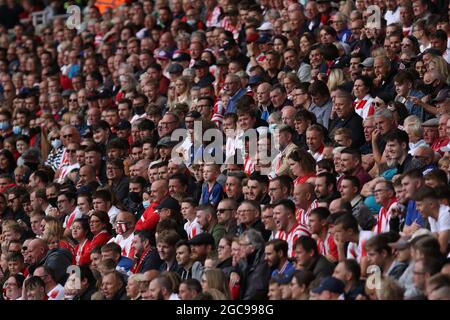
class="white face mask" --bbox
[51,139,62,149]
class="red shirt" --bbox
[134,202,161,232]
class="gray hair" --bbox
[374,109,394,121]
[240,229,266,251]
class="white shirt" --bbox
[48,284,65,300]
[108,205,121,224]
[108,233,134,258]
[384,7,400,25]
[184,217,203,240]
[409,140,429,155]
[428,205,450,236]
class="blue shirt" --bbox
[309,98,333,129]
[405,200,425,227]
[225,88,247,114]
[200,181,223,206]
[271,261,296,278]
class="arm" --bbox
[371,129,382,164]
[437,230,450,255]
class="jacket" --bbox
[305,254,335,280]
[30,248,73,285]
[239,248,271,300]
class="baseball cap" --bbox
[156,196,181,212]
[389,237,410,250]
[311,277,345,295]
[115,120,131,130]
[360,57,374,68]
[187,233,216,247]
[193,60,209,69]
[422,118,439,127]
[257,21,273,31]
[167,63,184,74]
[157,136,178,148]
[432,88,450,103]
[172,52,191,62]
[155,49,171,60]
[86,91,99,101]
[62,89,75,98]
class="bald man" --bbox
[414,146,435,167]
[135,180,169,232]
[27,238,72,284]
[108,211,137,258]
[76,165,99,191]
[292,183,317,226]
[281,106,297,128]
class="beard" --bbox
[386,158,399,168]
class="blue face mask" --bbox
[12,126,21,135]
[0,121,10,130]
[268,124,277,133]
[142,200,150,209]
[51,139,62,149]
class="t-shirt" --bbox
[429,205,450,236]
[184,217,203,240]
[48,284,65,300]
[346,230,375,263]
[405,200,425,227]
[276,223,311,258]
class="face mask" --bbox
[143,200,150,209]
[29,126,41,136]
[115,222,129,235]
[129,192,142,203]
[187,20,196,26]
[12,126,21,135]
[48,197,58,208]
[51,139,62,149]
[0,121,10,130]
[268,124,277,133]
[422,81,436,95]
[134,106,145,115]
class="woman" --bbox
[72,217,93,266]
[290,270,315,300]
[216,235,233,276]
[273,35,288,54]
[327,68,346,92]
[299,33,314,60]
[401,36,420,57]
[287,149,317,185]
[387,101,409,129]
[0,149,16,177]
[175,76,192,106]
[201,269,230,300]
[166,82,177,110]
[353,76,374,118]
[283,72,301,98]
[412,19,430,52]
[42,216,76,260]
[126,274,145,300]
[3,274,25,300]
[415,59,427,80]
[86,211,113,256]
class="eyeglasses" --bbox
[217,208,232,213]
[8,197,18,204]
[63,134,73,138]
[159,121,176,127]
[217,245,229,250]
[69,99,78,102]
[66,149,77,153]
[373,189,388,194]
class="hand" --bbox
[371,128,381,143]
[48,207,60,218]
[410,221,421,232]
[229,272,240,287]
[407,96,420,105]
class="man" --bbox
[225,172,244,202]
[33,266,65,300]
[293,236,334,280]
[273,125,299,177]
[411,258,443,300]
[372,180,398,234]
[256,82,274,121]
[308,80,332,129]
[373,55,395,97]
[135,180,169,232]
[235,200,270,240]
[27,238,72,284]
[314,172,339,203]
[372,109,398,161]
[273,199,310,258]
[306,125,326,161]
[423,118,440,152]
[332,259,365,300]
[264,239,295,277]
[292,183,318,228]
[216,198,238,235]
[268,176,292,204]
[101,271,128,300]
[270,85,292,111]
[308,207,338,262]
[328,92,365,148]
[433,113,450,154]
[30,188,52,216]
[188,233,216,281]
[156,230,182,273]
[157,112,179,138]
[101,243,134,274]
[224,74,246,114]
[338,148,372,189]
[108,211,136,259]
[247,173,271,205]
[130,230,162,275]
[339,176,376,231]
[57,191,81,237]
[123,176,147,217]
[236,229,271,300]
[384,130,423,174]
[92,189,120,224]
[402,169,427,235]
[145,274,179,300]
[76,165,99,193]
[311,276,345,300]
[106,158,129,203]
[196,204,226,246]
[178,279,202,300]
[415,186,450,255]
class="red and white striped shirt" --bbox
[295,200,319,228]
[372,198,398,234]
[276,223,311,258]
[244,156,255,176]
[346,230,375,263]
[316,232,338,261]
[354,95,374,119]
[184,217,203,240]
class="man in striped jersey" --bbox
[273,199,310,258]
[309,207,338,263]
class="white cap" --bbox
[257,22,273,31]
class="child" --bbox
[333,128,353,148]
[6,252,27,276]
[181,198,203,240]
[200,163,223,206]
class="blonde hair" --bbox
[376,277,405,300]
[428,55,450,84]
[403,115,423,139]
[203,269,231,299]
[327,68,346,92]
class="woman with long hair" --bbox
[0,149,16,177]
[287,149,317,185]
[41,215,76,261]
[86,211,113,259]
[174,76,192,106]
[72,217,93,266]
[201,269,230,300]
